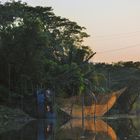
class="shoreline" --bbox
[0,105,33,134]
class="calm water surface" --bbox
[0,116,140,140]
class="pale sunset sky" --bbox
[2,0,140,63]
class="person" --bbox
[45,90,51,97]
[45,89,56,118]
[37,89,45,118]
[45,90,52,112]
[46,105,51,112]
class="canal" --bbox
[0,116,140,140]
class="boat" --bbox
[59,87,126,117]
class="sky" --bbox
[1,0,140,63]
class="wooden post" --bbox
[94,101,96,119]
[40,83,43,89]
[8,64,11,104]
[81,94,85,138]
[53,84,56,114]
[82,94,84,122]
[108,70,111,88]
[31,81,34,94]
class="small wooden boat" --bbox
[60,87,126,117]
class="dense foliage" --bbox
[0,1,104,102]
[94,61,140,113]
[0,1,139,114]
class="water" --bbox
[0,116,140,140]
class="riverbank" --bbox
[0,105,33,134]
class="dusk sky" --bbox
[2,0,140,63]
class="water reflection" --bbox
[59,119,117,140]
[37,119,56,140]
[0,116,140,140]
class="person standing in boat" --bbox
[36,89,46,118]
[45,89,56,118]
[45,90,52,113]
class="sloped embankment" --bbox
[0,105,32,134]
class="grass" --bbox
[0,105,32,134]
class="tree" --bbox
[0,1,99,102]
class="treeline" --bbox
[95,61,140,69]
[1,1,139,114]
[94,61,140,88]
[0,1,106,103]
[94,61,140,113]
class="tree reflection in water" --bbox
[0,117,140,140]
[109,118,139,140]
